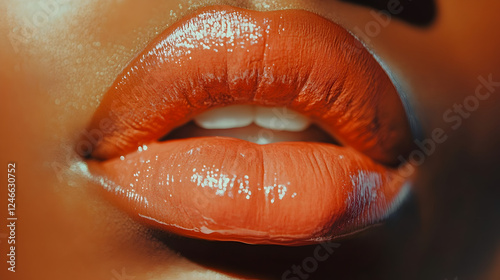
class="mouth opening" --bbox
[161,105,341,146]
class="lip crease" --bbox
[82,5,413,245]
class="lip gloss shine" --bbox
[84,5,412,245]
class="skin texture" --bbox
[1,0,500,280]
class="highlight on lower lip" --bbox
[88,137,407,245]
[82,5,414,245]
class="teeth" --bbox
[194,105,311,132]
[254,106,310,132]
[194,105,254,129]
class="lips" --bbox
[82,5,413,245]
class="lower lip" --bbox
[88,137,405,245]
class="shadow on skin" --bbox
[148,196,420,279]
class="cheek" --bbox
[0,1,200,278]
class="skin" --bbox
[1,0,499,279]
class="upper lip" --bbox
[82,5,413,245]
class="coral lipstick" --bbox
[89,138,405,245]
[83,5,413,245]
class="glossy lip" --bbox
[82,5,413,245]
